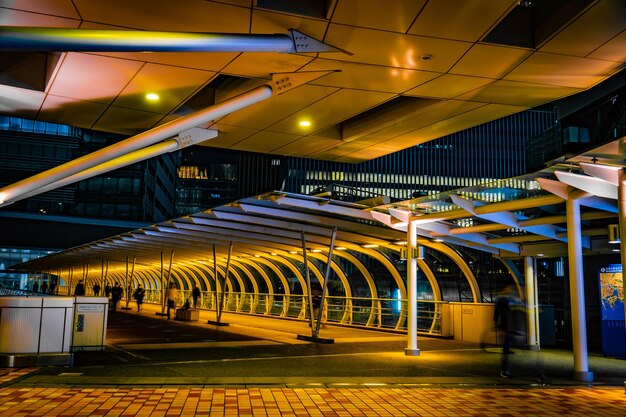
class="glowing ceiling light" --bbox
[335,247,346,251]
[270,252,277,256]
[311,249,322,253]
[254,254,261,258]
[361,244,379,248]
[289,251,298,254]
[299,120,311,127]
[394,241,407,245]
[146,93,160,101]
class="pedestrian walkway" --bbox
[1,303,625,416]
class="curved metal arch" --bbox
[357,248,406,330]
[190,261,217,293]
[230,260,262,314]
[169,266,192,291]
[424,242,480,302]
[280,253,327,320]
[245,257,291,317]
[214,261,247,312]
[174,263,203,290]
[500,258,525,301]
[260,255,309,318]
[307,252,353,324]
[333,250,380,326]
[235,259,275,315]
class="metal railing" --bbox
[55,286,446,334]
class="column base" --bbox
[405,348,420,356]
[526,344,541,351]
[571,370,594,382]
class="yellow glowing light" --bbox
[362,244,379,248]
[299,120,311,127]
[146,93,160,101]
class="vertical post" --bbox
[213,244,218,319]
[566,193,594,382]
[302,232,315,330]
[313,226,337,338]
[406,219,420,356]
[160,251,165,313]
[68,266,74,295]
[218,242,233,323]
[525,256,540,350]
[618,169,626,322]
[166,250,174,293]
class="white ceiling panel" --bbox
[201,123,258,148]
[349,100,487,146]
[218,84,338,129]
[92,106,165,135]
[504,52,622,89]
[38,95,107,129]
[407,0,517,42]
[456,80,582,107]
[302,58,440,94]
[379,103,525,149]
[324,24,472,72]
[47,53,144,105]
[0,7,79,27]
[73,0,251,32]
[112,63,215,114]
[0,84,44,118]
[273,136,340,157]
[251,8,328,39]
[404,74,494,99]
[221,52,314,79]
[540,0,626,57]
[331,0,426,33]
[266,89,395,135]
[231,130,302,153]
[450,44,531,79]
[588,30,626,62]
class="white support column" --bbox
[618,169,626,322]
[566,195,594,382]
[405,219,420,356]
[524,256,540,350]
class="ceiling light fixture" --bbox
[289,251,298,254]
[146,93,160,101]
[361,244,379,248]
[299,120,311,127]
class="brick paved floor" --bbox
[1,386,624,417]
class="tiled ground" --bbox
[0,368,38,384]
[0,386,624,417]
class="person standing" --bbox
[133,285,145,311]
[93,283,101,296]
[192,285,201,308]
[104,283,112,299]
[493,284,522,378]
[32,281,39,293]
[111,282,123,311]
[40,281,48,294]
[166,283,178,319]
[74,279,85,296]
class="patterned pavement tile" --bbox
[0,387,625,416]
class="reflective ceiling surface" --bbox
[1,0,625,163]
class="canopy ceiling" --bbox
[1,0,625,163]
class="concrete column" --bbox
[524,256,540,350]
[405,219,420,356]
[566,195,594,382]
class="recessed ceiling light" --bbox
[146,93,160,101]
[299,120,311,127]
[362,244,379,248]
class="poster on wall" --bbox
[598,264,625,359]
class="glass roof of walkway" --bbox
[17,137,624,273]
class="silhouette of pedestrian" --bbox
[494,284,524,378]
[111,282,122,311]
[32,281,39,293]
[40,281,48,294]
[166,282,178,319]
[133,286,145,311]
[192,285,201,308]
[74,279,85,296]
[93,283,101,296]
